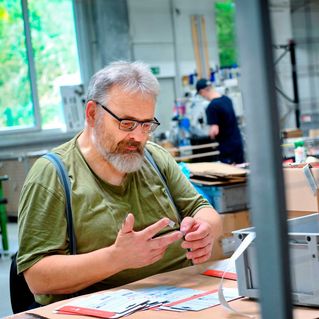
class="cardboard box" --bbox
[281,128,303,138]
[283,165,319,212]
[211,210,251,260]
[187,162,247,183]
[308,129,319,138]
[288,211,315,219]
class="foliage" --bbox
[0,0,79,129]
[215,0,238,68]
[0,0,32,128]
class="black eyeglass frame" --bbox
[93,100,161,133]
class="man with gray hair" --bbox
[17,61,222,306]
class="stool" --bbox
[0,175,9,252]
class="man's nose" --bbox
[128,124,148,141]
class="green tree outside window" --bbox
[0,0,33,129]
[215,0,238,68]
[0,0,80,131]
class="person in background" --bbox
[196,78,244,164]
[17,61,222,306]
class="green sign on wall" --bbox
[150,66,160,76]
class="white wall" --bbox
[173,0,219,76]
[128,0,175,78]
[128,0,175,133]
[127,0,220,133]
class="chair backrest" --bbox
[9,252,35,313]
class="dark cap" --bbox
[196,78,211,94]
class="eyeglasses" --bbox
[93,101,160,133]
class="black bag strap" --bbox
[10,153,76,314]
[43,153,77,254]
[144,148,180,221]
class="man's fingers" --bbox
[141,217,172,239]
[150,231,183,249]
[192,254,210,265]
[186,242,213,262]
[181,233,210,250]
[121,213,135,234]
[183,222,208,241]
[180,217,196,236]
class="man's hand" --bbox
[180,210,221,264]
[209,124,219,139]
[114,213,183,270]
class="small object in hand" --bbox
[180,230,186,238]
[168,219,175,228]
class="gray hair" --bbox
[86,61,160,104]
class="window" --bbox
[215,0,237,68]
[0,0,80,132]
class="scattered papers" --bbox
[161,288,241,311]
[203,258,237,280]
[55,286,241,318]
[136,285,201,309]
[55,289,149,318]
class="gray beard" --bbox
[102,151,144,173]
[93,136,144,173]
[92,115,145,173]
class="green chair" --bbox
[0,175,9,252]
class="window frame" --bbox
[0,0,81,144]
[21,0,41,133]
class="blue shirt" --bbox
[206,95,244,164]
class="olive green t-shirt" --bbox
[17,135,211,305]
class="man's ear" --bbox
[86,100,97,127]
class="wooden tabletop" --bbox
[7,262,319,319]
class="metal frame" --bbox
[21,0,41,131]
[235,0,293,318]
[274,41,300,128]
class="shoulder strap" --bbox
[42,153,77,255]
[144,149,180,221]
